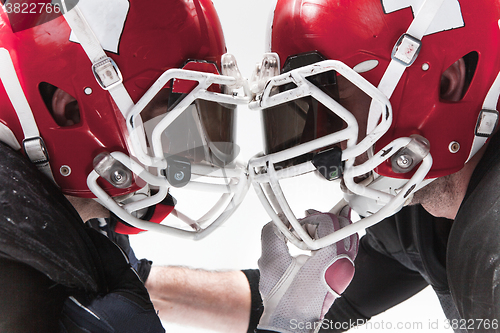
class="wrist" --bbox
[242,269,264,333]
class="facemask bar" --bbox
[88,151,249,239]
[127,68,249,168]
[250,59,432,250]
[87,62,250,239]
[249,0,452,250]
[252,60,391,158]
[62,0,251,238]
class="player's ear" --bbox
[51,88,80,126]
[440,58,466,102]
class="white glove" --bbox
[257,208,359,333]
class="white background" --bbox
[130,0,451,332]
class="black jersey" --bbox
[322,131,500,332]
[0,142,163,332]
[0,141,104,292]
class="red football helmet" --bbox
[0,0,250,238]
[249,0,500,249]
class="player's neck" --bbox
[412,145,486,220]
[65,195,110,222]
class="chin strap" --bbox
[61,0,149,158]
[60,0,134,118]
[113,193,176,235]
[381,0,500,163]
[377,0,446,98]
[0,1,139,183]
[466,71,500,162]
[368,0,448,133]
[0,48,56,182]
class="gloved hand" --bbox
[257,208,359,333]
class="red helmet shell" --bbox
[271,0,500,178]
[0,0,226,197]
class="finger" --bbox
[338,206,352,228]
[336,207,358,257]
[314,213,339,239]
[299,212,330,237]
[258,222,293,295]
[298,212,321,238]
[345,232,360,261]
[259,222,291,263]
[305,209,320,217]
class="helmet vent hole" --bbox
[39,82,81,127]
[461,51,478,99]
[439,52,478,102]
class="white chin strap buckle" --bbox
[391,34,422,67]
[92,57,123,90]
[23,136,49,165]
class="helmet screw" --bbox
[421,63,430,71]
[60,165,71,177]
[84,87,93,95]
[449,141,460,153]
[111,170,126,184]
[174,171,185,181]
[396,154,413,169]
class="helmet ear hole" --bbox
[439,52,478,102]
[39,82,81,127]
[440,58,466,102]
